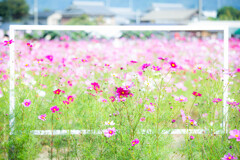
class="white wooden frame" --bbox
[9,25,229,135]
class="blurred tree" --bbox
[0,0,29,22]
[217,6,240,20]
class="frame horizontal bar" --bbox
[10,25,228,31]
[30,129,225,135]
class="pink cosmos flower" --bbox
[228,129,240,141]
[175,95,188,102]
[3,39,14,46]
[145,104,155,112]
[130,60,137,63]
[221,153,238,160]
[212,98,222,103]
[189,119,197,126]
[131,139,139,146]
[141,63,151,71]
[172,119,176,123]
[63,100,69,105]
[91,82,100,93]
[22,99,31,107]
[38,114,46,121]
[158,57,168,61]
[50,106,59,113]
[67,95,74,102]
[82,59,88,62]
[190,136,194,140]
[152,65,162,71]
[169,61,177,68]
[105,64,110,67]
[27,43,33,47]
[227,101,239,108]
[140,117,145,121]
[46,55,53,62]
[68,81,73,87]
[102,99,107,103]
[109,96,115,102]
[104,128,116,137]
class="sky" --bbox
[26,0,240,12]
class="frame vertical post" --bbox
[223,26,229,133]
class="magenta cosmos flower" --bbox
[213,98,222,103]
[141,63,151,71]
[221,153,238,160]
[131,139,139,146]
[91,82,100,93]
[175,95,188,102]
[116,87,131,98]
[104,128,116,137]
[140,117,145,121]
[38,114,46,121]
[50,106,59,113]
[67,95,74,102]
[190,136,194,140]
[46,55,53,62]
[228,129,240,141]
[192,91,202,97]
[169,61,177,68]
[3,39,14,46]
[27,43,33,47]
[22,99,31,107]
[53,89,62,95]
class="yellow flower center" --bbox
[180,99,183,101]
[7,41,10,44]
[190,122,193,125]
[228,157,232,159]
[236,135,239,137]
[132,142,135,144]
[198,67,201,69]
[155,68,157,70]
[25,102,29,105]
[147,108,151,111]
[41,116,44,119]
[54,109,56,111]
[109,131,113,134]
[172,64,175,67]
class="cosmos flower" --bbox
[67,95,74,102]
[158,57,168,61]
[82,59,88,62]
[63,100,70,105]
[3,39,14,46]
[212,98,222,103]
[105,121,115,126]
[38,114,46,121]
[102,99,107,103]
[46,55,53,62]
[27,43,33,47]
[53,89,62,95]
[152,65,162,71]
[131,139,139,146]
[169,61,177,68]
[228,129,240,141]
[141,63,151,71]
[130,60,137,63]
[145,104,155,112]
[221,153,238,160]
[192,91,202,97]
[190,136,194,140]
[140,117,145,121]
[22,99,31,107]
[116,87,130,98]
[104,128,116,137]
[109,96,115,102]
[189,119,198,126]
[50,106,59,113]
[91,82,100,93]
[175,95,188,102]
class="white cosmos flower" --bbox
[105,121,115,126]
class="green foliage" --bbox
[65,14,97,25]
[217,6,240,20]
[0,0,29,22]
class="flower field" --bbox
[0,31,239,159]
